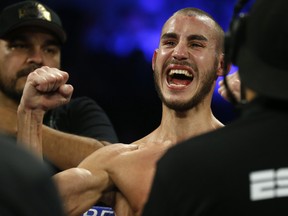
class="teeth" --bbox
[169,69,192,77]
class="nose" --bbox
[26,48,44,64]
[172,42,188,60]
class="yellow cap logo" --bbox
[18,3,51,21]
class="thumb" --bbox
[59,84,74,98]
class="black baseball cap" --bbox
[0,1,66,43]
[237,0,288,100]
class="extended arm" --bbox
[42,126,107,169]
[53,167,111,216]
[42,96,118,169]
[54,144,138,216]
[0,105,108,168]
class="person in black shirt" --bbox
[142,0,288,215]
[0,134,65,216]
[0,1,118,172]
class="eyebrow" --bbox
[161,32,208,42]
[43,39,61,47]
[161,32,178,40]
[6,34,27,42]
[7,35,61,47]
[187,34,208,42]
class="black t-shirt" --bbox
[143,98,288,216]
[43,96,118,143]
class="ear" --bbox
[216,53,228,76]
[152,49,158,72]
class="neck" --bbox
[140,101,223,145]
[0,92,19,110]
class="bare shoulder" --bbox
[78,143,138,170]
[91,143,137,156]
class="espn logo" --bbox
[250,168,288,201]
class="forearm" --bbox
[53,167,112,216]
[17,67,73,160]
[17,107,44,159]
[42,125,107,169]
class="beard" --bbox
[0,64,41,103]
[153,60,218,112]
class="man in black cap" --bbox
[0,1,66,43]
[142,0,288,215]
[0,1,118,172]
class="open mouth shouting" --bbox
[167,69,193,88]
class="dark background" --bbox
[0,0,254,143]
